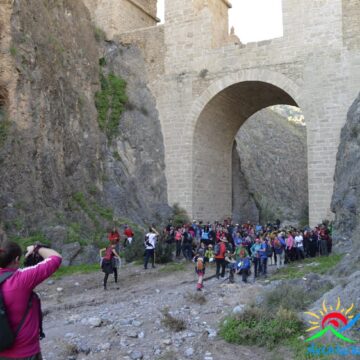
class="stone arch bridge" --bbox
[87,0,360,226]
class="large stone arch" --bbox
[186,70,304,221]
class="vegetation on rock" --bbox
[95,71,128,141]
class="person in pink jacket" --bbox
[0,240,62,359]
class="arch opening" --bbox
[192,80,308,226]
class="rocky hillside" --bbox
[331,92,360,249]
[0,0,170,252]
[233,108,308,226]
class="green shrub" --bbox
[123,236,144,263]
[155,241,174,264]
[172,203,190,227]
[219,306,303,349]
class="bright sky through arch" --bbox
[156,0,283,44]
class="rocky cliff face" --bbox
[233,108,308,226]
[331,92,360,248]
[0,0,170,249]
[232,143,259,224]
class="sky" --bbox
[157,0,283,44]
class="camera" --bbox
[24,245,49,267]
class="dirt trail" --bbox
[38,262,290,360]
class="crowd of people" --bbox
[163,219,333,291]
[101,219,333,292]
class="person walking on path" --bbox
[144,226,159,269]
[100,244,121,290]
[0,240,62,359]
[193,248,205,291]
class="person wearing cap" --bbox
[214,237,227,279]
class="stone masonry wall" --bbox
[83,0,158,40]
[153,0,360,226]
[342,0,360,50]
[117,25,165,84]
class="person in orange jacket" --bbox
[214,236,227,279]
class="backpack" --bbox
[196,257,204,271]
[273,238,281,249]
[0,272,33,351]
[266,243,273,257]
[214,243,221,256]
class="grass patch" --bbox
[270,254,343,280]
[161,307,187,332]
[95,71,127,141]
[159,262,186,273]
[185,291,207,305]
[52,263,99,279]
[11,232,51,249]
[219,306,303,349]
[94,27,106,42]
[9,46,17,57]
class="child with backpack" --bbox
[193,248,205,291]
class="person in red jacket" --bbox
[123,225,134,247]
[108,227,120,252]
[99,244,120,290]
[215,237,227,279]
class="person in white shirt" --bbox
[144,227,159,269]
[294,231,305,260]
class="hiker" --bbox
[182,226,193,261]
[123,224,134,247]
[144,226,159,269]
[236,248,251,283]
[108,226,120,253]
[225,251,237,283]
[214,236,227,279]
[0,240,62,359]
[193,248,205,291]
[294,231,305,260]
[274,232,286,269]
[174,227,182,258]
[250,237,262,279]
[259,237,268,277]
[308,230,318,257]
[100,243,121,290]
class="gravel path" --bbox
[38,262,291,360]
